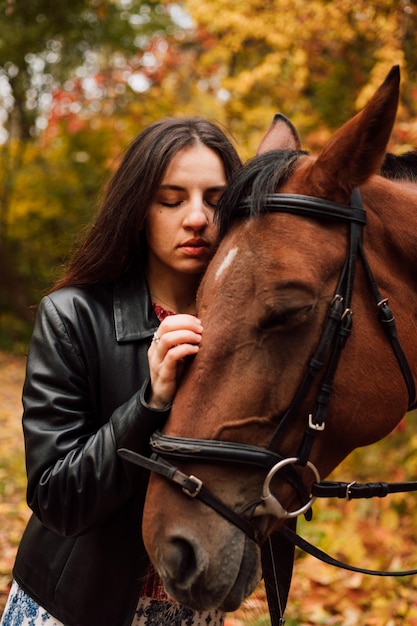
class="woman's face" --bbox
[145,143,227,278]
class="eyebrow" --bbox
[158,184,227,191]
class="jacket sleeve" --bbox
[23,295,169,537]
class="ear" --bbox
[257,113,301,154]
[311,65,400,195]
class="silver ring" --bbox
[152,332,160,345]
[253,457,320,520]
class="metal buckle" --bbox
[345,480,356,500]
[341,307,353,320]
[330,294,344,306]
[182,475,203,498]
[308,413,325,431]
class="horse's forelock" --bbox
[380,150,417,182]
[216,149,306,238]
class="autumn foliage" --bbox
[1,1,417,349]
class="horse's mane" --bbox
[216,148,417,238]
[216,149,306,237]
[380,150,417,182]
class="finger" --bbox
[158,342,200,363]
[156,329,202,349]
[149,315,203,352]
[148,344,200,408]
[158,314,203,334]
[149,327,203,358]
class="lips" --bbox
[180,239,211,257]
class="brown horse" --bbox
[138,66,417,615]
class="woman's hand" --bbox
[147,314,203,409]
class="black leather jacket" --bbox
[13,270,170,626]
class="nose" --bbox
[183,195,210,231]
[162,536,202,590]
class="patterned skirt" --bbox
[0,578,225,626]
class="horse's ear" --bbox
[311,65,400,195]
[257,113,301,154]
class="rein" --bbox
[118,189,417,624]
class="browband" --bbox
[236,193,367,224]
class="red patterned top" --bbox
[152,302,177,321]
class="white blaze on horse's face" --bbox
[215,246,239,281]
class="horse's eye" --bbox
[259,305,313,331]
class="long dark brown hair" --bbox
[52,117,241,291]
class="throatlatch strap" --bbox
[312,480,417,499]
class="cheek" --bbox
[145,210,161,237]
[145,215,173,250]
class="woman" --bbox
[1,117,241,626]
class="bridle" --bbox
[119,188,417,623]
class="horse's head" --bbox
[141,66,417,611]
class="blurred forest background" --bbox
[2,1,417,624]
[1,0,417,350]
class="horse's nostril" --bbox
[163,537,198,585]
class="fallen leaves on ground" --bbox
[1,351,417,624]
[0,350,31,613]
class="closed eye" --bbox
[204,189,225,208]
[161,200,183,208]
[259,304,313,331]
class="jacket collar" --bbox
[113,270,158,343]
